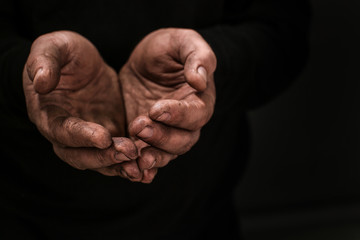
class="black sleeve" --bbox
[0,1,32,119]
[198,0,311,111]
[0,0,311,117]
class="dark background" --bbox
[235,0,360,239]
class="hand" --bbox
[119,28,217,183]
[23,31,138,178]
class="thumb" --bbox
[26,32,68,94]
[182,31,217,92]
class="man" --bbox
[0,0,310,239]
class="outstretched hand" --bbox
[23,29,217,184]
[120,28,217,183]
[23,31,138,178]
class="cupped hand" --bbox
[23,31,138,178]
[119,28,217,183]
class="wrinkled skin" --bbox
[23,29,217,184]
[23,31,137,178]
[120,28,217,183]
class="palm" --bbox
[116,29,216,183]
[119,29,215,127]
[23,31,126,138]
[120,53,195,126]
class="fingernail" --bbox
[148,159,157,169]
[120,169,128,178]
[156,112,171,122]
[197,66,207,80]
[142,154,156,170]
[34,67,43,79]
[127,168,142,180]
[115,152,130,162]
[137,126,153,139]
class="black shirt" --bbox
[0,0,310,239]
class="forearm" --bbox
[198,0,311,111]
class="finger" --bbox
[93,164,124,177]
[93,164,140,180]
[120,161,143,182]
[26,32,69,94]
[53,144,129,170]
[149,96,212,131]
[141,168,158,184]
[180,30,217,92]
[113,137,138,160]
[137,146,177,171]
[48,110,112,149]
[129,116,200,155]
